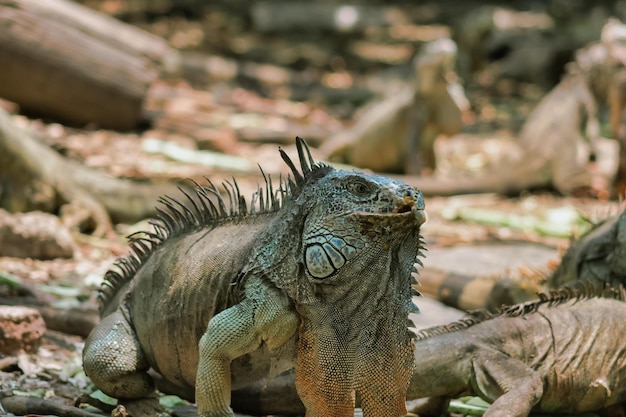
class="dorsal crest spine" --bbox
[98,137,329,309]
[414,285,626,341]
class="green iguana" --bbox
[229,287,626,417]
[82,137,427,417]
[408,287,626,417]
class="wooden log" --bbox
[0,108,191,235]
[0,0,177,130]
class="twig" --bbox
[1,395,106,417]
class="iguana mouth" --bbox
[394,203,413,213]
[358,205,426,228]
[392,200,427,225]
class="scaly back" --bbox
[97,137,331,310]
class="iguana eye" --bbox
[347,180,373,196]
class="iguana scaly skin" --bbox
[82,137,427,417]
[406,287,626,417]
[549,208,626,290]
[229,287,626,417]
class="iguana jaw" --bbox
[351,186,426,224]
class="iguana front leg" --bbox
[470,350,544,417]
[195,287,298,417]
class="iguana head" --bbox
[265,137,427,416]
[300,169,425,283]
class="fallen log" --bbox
[0,0,177,129]
[0,109,190,235]
[1,396,104,417]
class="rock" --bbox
[0,306,46,354]
[0,209,75,259]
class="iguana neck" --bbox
[293,232,418,416]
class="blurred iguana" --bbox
[320,38,468,175]
[417,207,626,312]
[320,38,601,196]
[404,63,600,197]
[82,137,427,417]
[408,19,626,198]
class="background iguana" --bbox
[403,19,626,198]
[402,62,600,197]
[549,207,626,290]
[418,207,626,312]
[82,137,427,417]
[320,38,468,175]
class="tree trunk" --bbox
[0,0,177,130]
[0,109,189,235]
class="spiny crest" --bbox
[406,236,427,340]
[98,137,329,310]
[414,284,626,341]
[279,136,329,196]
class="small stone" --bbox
[0,306,46,354]
[0,209,75,259]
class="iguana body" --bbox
[320,38,467,175]
[406,288,626,417]
[229,288,626,417]
[83,137,426,417]
[403,67,600,196]
[549,208,626,290]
